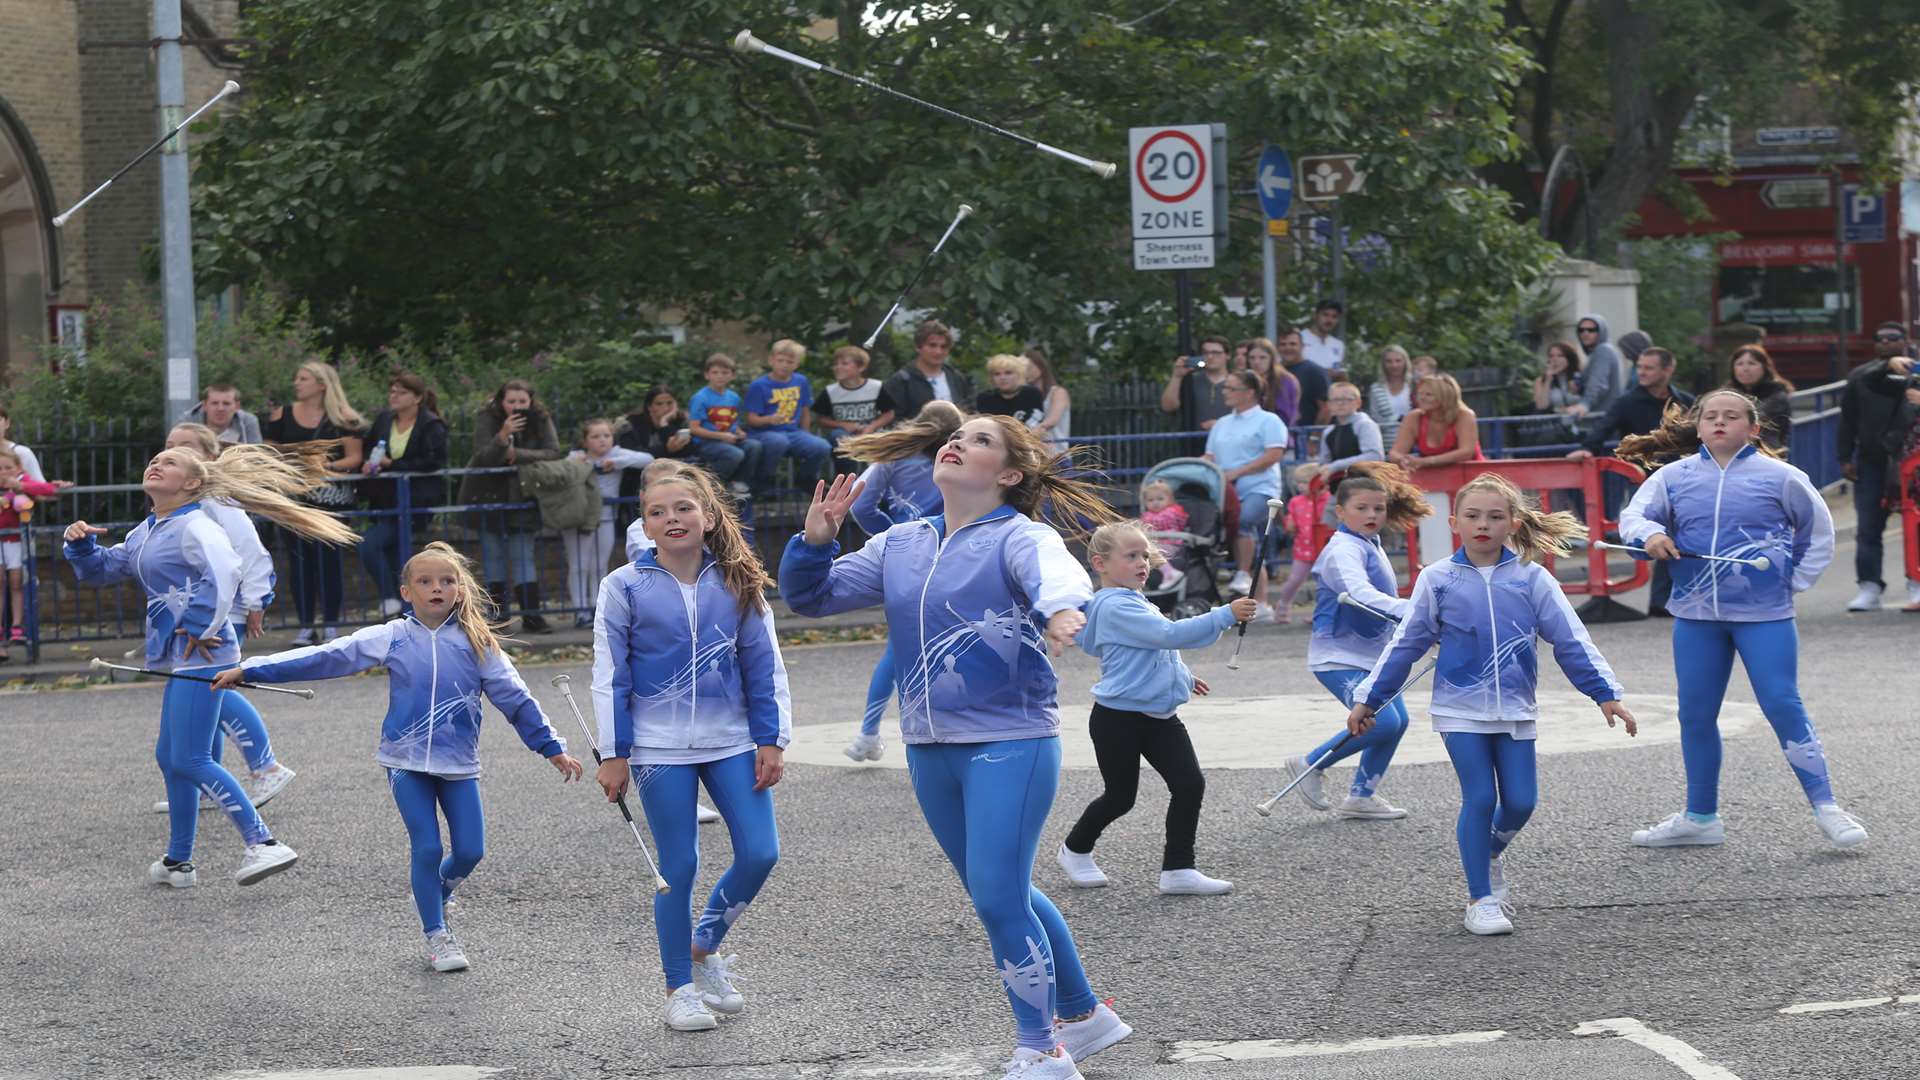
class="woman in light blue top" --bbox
[781,416,1130,1079]
[1203,369,1289,614]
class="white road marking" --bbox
[1574,1017,1745,1079]
[213,1069,504,1080]
[1779,997,1894,1014]
[786,692,1762,770]
[1167,1030,1506,1062]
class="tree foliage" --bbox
[196,1,1559,376]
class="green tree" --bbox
[196,0,1558,376]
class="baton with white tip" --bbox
[87,656,314,698]
[54,81,240,228]
[1336,590,1402,623]
[1591,539,1770,571]
[1254,658,1437,817]
[551,674,670,896]
[1225,497,1286,671]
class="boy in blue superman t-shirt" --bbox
[687,352,763,493]
[743,339,831,495]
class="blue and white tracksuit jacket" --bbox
[240,617,567,778]
[1307,526,1408,672]
[203,499,275,626]
[779,504,1094,744]
[591,550,793,761]
[1618,445,1833,621]
[850,456,943,534]
[1355,548,1623,737]
[65,503,241,672]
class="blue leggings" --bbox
[388,769,484,935]
[211,690,276,773]
[907,738,1098,1053]
[1441,731,1537,901]
[1307,668,1410,798]
[634,749,780,990]
[157,667,270,862]
[1673,617,1834,815]
[860,644,897,738]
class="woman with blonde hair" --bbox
[1387,372,1483,567]
[65,442,358,889]
[264,359,367,643]
[1365,345,1416,444]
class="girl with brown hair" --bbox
[459,378,563,633]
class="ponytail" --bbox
[403,541,508,657]
[1617,390,1784,470]
[1455,471,1584,563]
[841,400,968,463]
[172,443,358,546]
[1336,460,1432,534]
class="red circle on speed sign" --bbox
[1135,130,1207,204]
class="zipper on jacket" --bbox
[424,619,442,770]
[914,514,1002,741]
[1708,456,1730,620]
[679,567,705,748]
[1481,568,1503,721]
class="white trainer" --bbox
[1488,855,1510,903]
[1054,1001,1132,1062]
[692,953,745,1014]
[1813,804,1868,848]
[1001,1047,1083,1079]
[1464,896,1514,935]
[1281,755,1330,811]
[844,732,885,762]
[1055,844,1108,888]
[696,804,721,825]
[426,930,470,973]
[1226,570,1253,595]
[1631,812,1725,847]
[1253,602,1274,621]
[248,764,296,808]
[1334,794,1408,820]
[664,983,719,1031]
[1908,580,1920,607]
[147,859,197,888]
[234,841,298,886]
[1158,868,1233,895]
[1846,583,1883,612]
[291,627,317,646]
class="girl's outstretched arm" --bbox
[226,623,398,686]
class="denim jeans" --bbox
[748,429,831,489]
[289,534,343,625]
[694,438,763,483]
[478,524,536,586]
[358,514,428,602]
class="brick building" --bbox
[0,0,239,381]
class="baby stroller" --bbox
[1138,457,1227,619]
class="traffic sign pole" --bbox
[1262,232,1278,342]
[1255,145,1294,344]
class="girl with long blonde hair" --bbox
[591,465,791,1033]
[1350,471,1634,937]
[63,442,359,891]
[781,415,1130,1076]
[217,541,582,974]
[264,360,367,643]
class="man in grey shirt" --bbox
[177,383,263,444]
[1565,314,1623,427]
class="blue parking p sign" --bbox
[1842,186,1886,244]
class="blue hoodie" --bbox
[591,550,793,762]
[850,456,943,534]
[240,616,566,779]
[1354,548,1622,737]
[1618,444,1833,622]
[65,503,240,672]
[1076,588,1238,715]
[780,504,1094,744]
[1308,526,1408,671]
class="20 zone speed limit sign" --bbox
[1130,124,1218,270]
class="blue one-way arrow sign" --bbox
[1257,145,1292,221]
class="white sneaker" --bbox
[147,859,197,888]
[234,841,298,886]
[844,732,885,761]
[1488,855,1510,903]
[1282,755,1330,811]
[1334,793,1408,820]
[728,481,753,498]
[381,598,404,617]
[426,930,470,973]
[1226,570,1253,595]
[696,803,720,825]
[248,764,296,808]
[1055,844,1108,888]
[1631,812,1725,847]
[1463,896,1514,936]
[1054,1001,1132,1062]
[1813,804,1868,848]
[664,983,719,1031]
[1158,868,1233,895]
[323,625,340,641]
[692,953,745,1014]
[1846,583,1883,612]
[1253,602,1274,621]
[1001,1047,1083,1079]
[291,628,318,646]
[1907,580,1920,607]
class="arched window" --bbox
[0,99,57,380]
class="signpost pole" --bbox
[1262,231,1278,342]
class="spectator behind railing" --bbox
[1727,344,1795,453]
[1388,372,1483,568]
[975,353,1048,426]
[1858,349,1920,611]
[1238,337,1301,426]
[0,445,62,659]
[263,360,367,644]
[1278,327,1331,427]
[1204,368,1290,620]
[616,384,697,531]
[1569,346,1694,617]
[1365,345,1416,448]
[1312,380,1384,479]
[687,352,763,496]
[743,339,832,497]
[1838,321,1914,612]
[1025,348,1073,447]
[880,320,974,421]
[1518,340,1585,446]
[459,378,562,634]
[358,372,449,616]
[1161,333,1234,433]
[813,346,896,469]
[565,418,652,627]
[0,406,48,482]
[177,383,263,446]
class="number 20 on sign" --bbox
[1129,124,1218,270]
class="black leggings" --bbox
[1064,703,1206,871]
[290,534,344,626]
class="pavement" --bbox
[2,489,1916,1080]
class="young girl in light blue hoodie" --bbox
[1057,520,1255,897]
[781,415,1128,1080]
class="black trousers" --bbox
[1064,703,1207,871]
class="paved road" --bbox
[1,534,1914,1080]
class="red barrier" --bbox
[1307,457,1650,601]
[1900,451,1920,585]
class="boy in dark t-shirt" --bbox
[973,353,1046,426]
